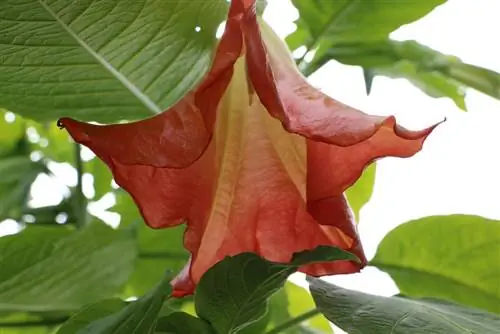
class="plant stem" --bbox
[0,316,69,328]
[265,308,321,334]
[74,143,87,228]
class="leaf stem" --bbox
[265,308,321,334]
[0,316,69,328]
[74,143,87,228]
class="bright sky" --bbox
[1,0,499,331]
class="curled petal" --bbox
[242,8,438,147]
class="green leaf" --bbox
[57,299,126,334]
[304,40,466,108]
[77,274,172,334]
[155,313,214,334]
[195,246,357,334]
[287,0,445,63]
[371,215,500,314]
[90,158,113,199]
[0,1,228,122]
[115,191,189,297]
[345,164,376,222]
[309,40,500,109]
[309,278,500,334]
[0,223,137,312]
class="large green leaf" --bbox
[309,278,500,334]
[371,215,500,314]
[287,0,445,64]
[308,40,500,109]
[0,0,228,122]
[0,223,137,312]
[75,274,172,334]
[345,164,376,222]
[195,246,357,334]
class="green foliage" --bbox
[309,278,500,334]
[195,247,356,334]
[0,1,228,122]
[287,0,444,63]
[288,0,444,49]
[0,223,136,312]
[265,282,332,334]
[0,156,47,221]
[308,40,500,109]
[114,191,189,297]
[57,299,126,334]
[71,274,172,333]
[345,164,376,222]
[55,247,349,334]
[288,1,500,108]
[0,1,499,333]
[371,215,500,314]
[155,313,214,334]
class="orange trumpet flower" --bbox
[59,0,438,297]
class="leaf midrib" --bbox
[302,0,359,56]
[36,0,161,115]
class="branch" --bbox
[74,143,88,228]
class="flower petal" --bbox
[170,60,364,296]
[57,0,440,298]
[241,5,438,147]
[59,3,247,168]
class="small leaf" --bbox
[195,246,356,334]
[0,223,136,312]
[345,164,376,222]
[371,215,500,314]
[309,278,500,334]
[78,274,172,334]
[155,313,214,334]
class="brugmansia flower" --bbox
[59,0,438,297]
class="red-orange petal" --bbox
[58,0,441,297]
[59,3,246,169]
